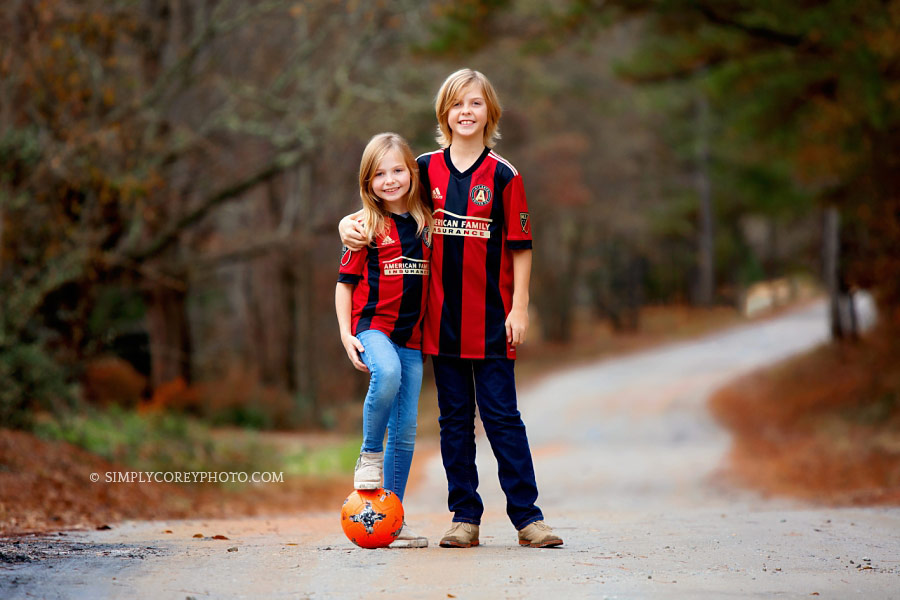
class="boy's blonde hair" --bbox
[434,69,502,149]
[358,132,431,244]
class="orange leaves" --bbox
[83,357,148,408]
[792,98,861,189]
[710,325,900,504]
[862,2,900,64]
[142,366,296,430]
[143,377,196,414]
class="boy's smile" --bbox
[448,84,487,142]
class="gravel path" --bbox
[2,297,897,599]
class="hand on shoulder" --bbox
[339,212,367,251]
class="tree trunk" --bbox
[622,253,644,332]
[695,87,715,306]
[145,280,192,388]
[287,162,319,422]
[536,215,582,343]
[823,206,857,340]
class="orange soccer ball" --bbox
[340,488,404,548]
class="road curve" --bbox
[2,297,897,599]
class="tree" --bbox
[1,0,434,426]
[584,0,900,329]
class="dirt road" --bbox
[2,298,897,599]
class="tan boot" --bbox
[439,522,479,548]
[517,520,563,548]
[353,451,383,490]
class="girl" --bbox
[340,71,563,549]
[335,132,432,548]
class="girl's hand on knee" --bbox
[342,334,369,372]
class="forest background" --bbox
[2,0,899,524]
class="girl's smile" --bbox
[372,148,411,213]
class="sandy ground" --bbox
[2,298,898,599]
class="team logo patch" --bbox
[520,212,530,234]
[470,184,492,206]
[423,226,432,248]
[340,245,352,266]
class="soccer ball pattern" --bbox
[340,488,404,548]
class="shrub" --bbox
[0,342,77,428]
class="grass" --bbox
[32,406,275,480]
[32,406,365,484]
[281,438,361,477]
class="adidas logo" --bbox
[432,187,443,201]
[381,235,395,246]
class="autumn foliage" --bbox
[710,326,900,504]
[0,427,347,535]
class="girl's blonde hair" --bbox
[435,68,502,149]
[358,132,431,244]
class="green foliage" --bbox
[87,287,146,340]
[0,343,77,429]
[423,0,512,54]
[0,126,43,184]
[282,438,360,477]
[209,403,273,430]
[2,1,443,431]
[33,406,273,477]
[597,0,900,305]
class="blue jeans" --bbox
[357,329,423,502]
[432,356,543,530]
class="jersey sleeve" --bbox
[337,244,365,284]
[503,173,532,249]
[417,155,434,211]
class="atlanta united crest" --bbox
[520,212,530,234]
[423,225,432,248]
[340,245,352,266]
[470,184,492,206]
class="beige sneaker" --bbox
[353,451,383,489]
[439,522,479,548]
[517,520,563,548]
[390,520,428,548]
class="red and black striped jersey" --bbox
[417,147,532,360]
[338,212,432,349]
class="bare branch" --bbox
[694,3,810,49]
[123,147,308,263]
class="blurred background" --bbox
[2,0,898,529]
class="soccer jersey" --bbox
[338,212,432,349]
[417,147,532,360]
